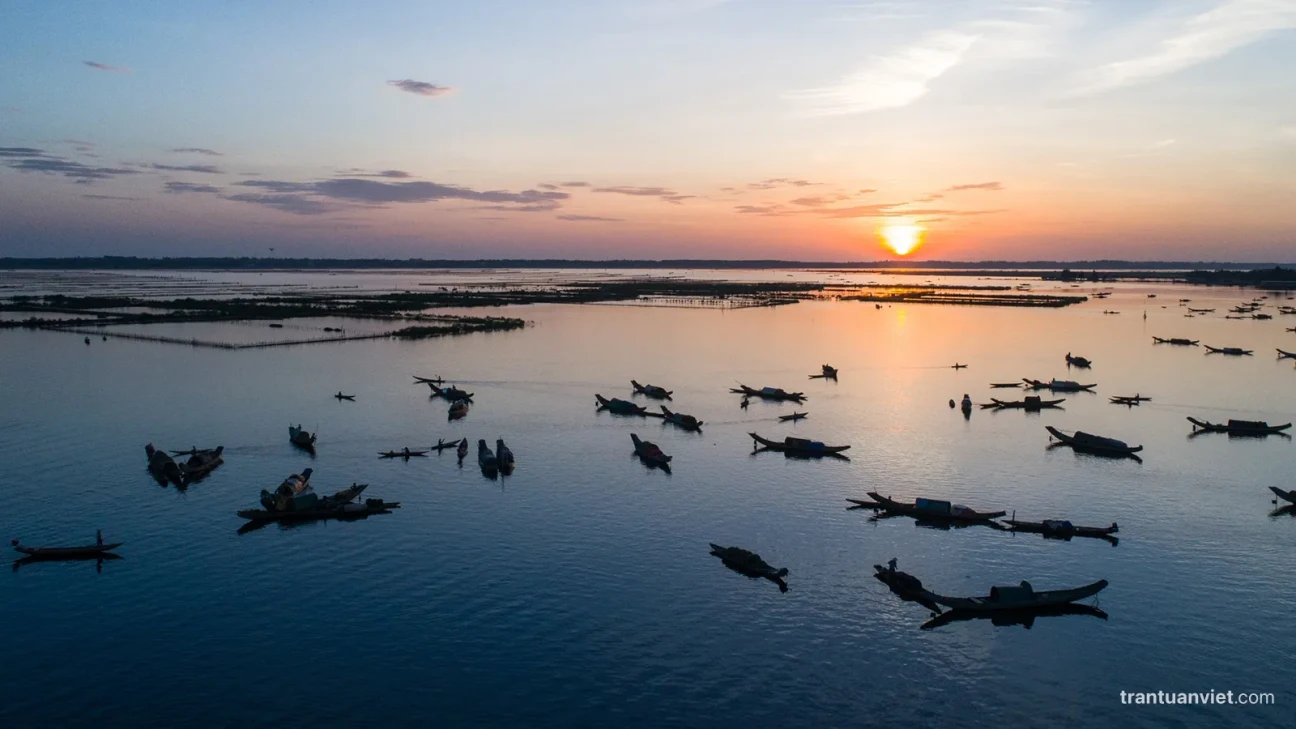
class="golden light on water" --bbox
[880,223,925,256]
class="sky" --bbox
[1,0,1295,261]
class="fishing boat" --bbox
[238,497,398,524]
[428,383,474,401]
[631,433,672,467]
[1253,314,1273,320]
[1188,417,1292,436]
[809,364,838,380]
[496,438,515,472]
[12,532,122,558]
[866,492,1006,522]
[334,392,355,401]
[478,439,498,471]
[1269,486,1296,505]
[289,424,317,449]
[1024,378,1096,392]
[448,399,469,420]
[951,363,968,370]
[873,563,942,614]
[259,468,316,511]
[921,603,1108,631]
[660,406,703,431]
[730,384,806,403]
[930,578,1108,613]
[176,446,224,482]
[413,375,444,385]
[1187,307,1215,313]
[749,433,850,456]
[1109,394,1151,406]
[709,544,788,591]
[1046,426,1143,457]
[1001,518,1119,542]
[778,411,808,422]
[456,439,468,462]
[1277,348,1296,359]
[378,449,428,458]
[431,438,463,451]
[1204,345,1253,355]
[324,482,368,506]
[145,443,183,484]
[595,394,648,415]
[983,396,1064,411]
[1065,353,1092,368]
[631,380,672,400]
[1153,337,1198,345]
[989,382,1023,388]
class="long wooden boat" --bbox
[496,438,515,471]
[595,394,648,415]
[12,535,123,558]
[660,406,702,431]
[1024,378,1096,392]
[1188,417,1291,435]
[930,578,1108,613]
[921,603,1108,631]
[631,433,672,466]
[289,425,316,448]
[873,564,942,614]
[145,443,182,484]
[1046,426,1142,456]
[177,446,224,482]
[412,375,444,385]
[983,396,1064,411]
[1153,337,1199,345]
[866,492,1005,522]
[1001,518,1119,540]
[379,449,428,458]
[1065,353,1092,368]
[1269,486,1296,505]
[238,498,399,523]
[710,543,788,589]
[778,411,808,422]
[951,363,967,369]
[478,439,497,470]
[808,364,838,380]
[334,392,356,401]
[1109,394,1150,406]
[1187,308,1214,313]
[990,382,1024,388]
[730,384,806,403]
[750,432,849,455]
[431,438,463,451]
[631,380,672,399]
[1204,345,1253,355]
[428,383,474,401]
[1277,348,1296,359]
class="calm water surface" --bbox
[2,271,1294,728]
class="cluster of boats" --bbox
[145,443,225,486]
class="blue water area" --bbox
[1,273,1293,728]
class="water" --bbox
[2,272,1294,728]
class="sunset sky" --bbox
[2,0,1294,261]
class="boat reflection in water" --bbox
[921,603,1109,631]
[12,553,124,573]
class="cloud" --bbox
[219,176,571,214]
[1073,0,1296,95]
[234,180,316,193]
[1150,138,1176,149]
[592,185,694,204]
[914,193,945,202]
[789,194,849,207]
[139,163,225,174]
[788,31,977,115]
[224,193,335,216]
[165,181,222,194]
[735,204,790,216]
[0,146,47,157]
[170,147,223,156]
[387,79,455,97]
[339,168,412,178]
[558,214,623,222]
[858,188,878,195]
[946,181,1003,191]
[747,178,820,190]
[83,194,141,201]
[83,60,130,73]
[560,181,590,187]
[1,148,140,182]
[538,183,560,191]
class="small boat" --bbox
[730,384,806,403]
[709,543,788,591]
[1188,417,1292,436]
[145,443,183,484]
[930,578,1108,613]
[268,323,284,328]
[809,364,838,380]
[1001,518,1119,542]
[448,399,469,420]
[413,375,444,385]
[631,433,672,467]
[631,380,672,400]
[496,438,515,472]
[428,383,474,401]
[289,424,317,449]
[1065,353,1092,368]
[325,482,368,506]
[1269,486,1296,505]
[1093,292,1110,298]
[866,492,1005,522]
[1187,307,1215,313]
[983,396,1064,411]
[660,406,703,431]
[989,382,1023,388]
[378,449,428,458]
[334,392,355,401]
[1109,394,1151,405]
[456,438,468,462]
[1024,378,1096,392]
[238,498,399,524]
[176,446,224,482]
[431,438,463,451]
[1153,337,1198,346]
[12,532,122,558]
[951,363,968,370]
[1252,314,1273,320]
[749,432,849,456]
[478,439,498,471]
[1147,294,1156,298]
[1277,348,1296,359]
[873,563,942,614]
[1204,345,1253,356]
[595,394,648,415]
[1046,426,1142,457]
[960,394,972,413]
[1102,310,1120,315]
[778,411,808,422]
[921,603,1108,631]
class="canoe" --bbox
[428,383,474,401]
[631,380,672,399]
[1188,417,1291,435]
[951,363,967,369]
[289,425,316,448]
[660,406,703,431]
[448,400,469,420]
[631,433,672,465]
[984,396,1064,411]
[809,364,838,379]
[378,450,428,458]
[709,543,788,588]
[989,382,1023,388]
[873,564,942,614]
[412,375,444,385]
[1204,345,1253,355]
[1187,308,1214,313]
[1109,395,1150,405]
[12,537,123,558]
[496,438,515,470]
[1065,353,1092,368]
[431,438,463,451]
[778,411,808,422]
[334,393,356,401]
[1002,518,1119,540]
[325,483,368,506]
[238,498,399,523]
[1270,486,1296,505]
[921,603,1108,631]
[1046,425,1143,456]
[145,443,183,484]
[595,394,648,415]
[749,432,849,455]
[1277,349,1296,359]
[1024,378,1096,392]
[1153,337,1199,345]
[930,578,1108,613]
[478,439,497,470]
[866,491,1005,522]
[177,445,224,482]
[845,497,883,509]
[456,439,468,460]
[730,384,806,402]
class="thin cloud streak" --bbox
[946,181,1003,191]
[387,79,455,97]
[170,147,223,156]
[83,60,130,73]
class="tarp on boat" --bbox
[1072,431,1128,449]
[915,498,951,514]
[989,581,1034,604]
[1227,419,1267,430]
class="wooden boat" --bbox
[334,392,355,401]
[778,411,808,422]
[730,384,806,403]
[1289,327,1296,333]
[989,382,1023,388]
[1188,417,1291,436]
[289,424,317,448]
[750,432,849,455]
[1109,394,1150,405]
[1024,378,1096,392]
[478,439,498,471]
[431,438,463,451]
[930,578,1108,613]
[496,438,515,471]
[1277,348,1296,359]
[260,468,316,511]
[456,439,468,462]
[709,543,788,591]
[660,406,703,431]
[176,446,224,482]
[325,482,368,506]
[1187,307,1214,313]
[921,603,1108,631]
[873,564,942,614]
[1269,486,1296,505]
[595,394,648,415]
[1065,353,1092,368]
[1002,518,1119,541]
[448,399,469,420]
[413,375,444,385]
[631,433,672,466]
[845,497,883,509]
[1204,345,1253,355]
[809,364,838,380]
[12,533,122,558]
[378,449,428,458]
[1153,337,1198,345]
[951,363,967,369]
[1252,314,1273,320]
[145,443,182,484]
[238,498,399,524]
[631,380,672,399]
[1046,426,1142,457]
[428,383,474,401]
[866,492,1005,522]
[983,396,1064,411]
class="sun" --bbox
[880,223,925,256]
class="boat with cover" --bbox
[631,380,672,399]
[1153,337,1199,345]
[496,438,515,472]
[1187,417,1291,436]
[778,411,808,422]
[145,443,182,484]
[750,433,849,456]
[1024,378,1096,392]
[289,424,316,449]
[1046,426,1142,457]
[448,399,469,420]
[1001,518,1119,541]
[983,396,1064,411]
[12,532,122,558]
[709,544,788,591]
[930,578,1108,613]
[428,383,474,401]
[730,384,806,403]
[1204,345,1253,355]
[866,492,1005,522]
[631,433,672,467]
[595,394,649,415]
[809,364,838,380]
[660,406,703,431]
[478,440,498,471]
[1065,353,1092,368]
[1269,486,1296,505]
[176,446,224,482]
